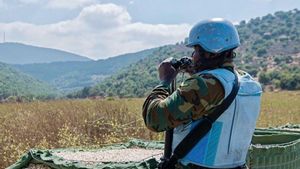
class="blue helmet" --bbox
[186,18,240,53]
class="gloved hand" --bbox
[158,57,179,86]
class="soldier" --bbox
[142,18,262,169]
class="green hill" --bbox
[71,9,300,98]
[0,62,59,100]
[234,9,300,75]
[13,48,155,92]
[68,45,192,98]
[0,42,91,64]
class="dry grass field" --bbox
[258,91,300,127]
[0,91,299,168]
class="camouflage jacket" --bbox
[142,64,234,132]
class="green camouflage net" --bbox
[247,124,300,169]
[8,139,164,169]
[8,124,300,169]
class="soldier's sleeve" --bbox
[142,74,225,132]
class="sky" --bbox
[0,0,300,60]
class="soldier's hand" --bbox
[158,57,178,85]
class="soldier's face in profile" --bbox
[192,45,217,64]
[192,46,201,64]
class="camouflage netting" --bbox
[8,124,300,169]
[8,139,164,169]
[247,124,300,169]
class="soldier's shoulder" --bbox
[199,73,223,87]
[182,73,222,86]
[179,75,208,94]
[179,74,223,93]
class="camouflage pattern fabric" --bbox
[142,65,232,132]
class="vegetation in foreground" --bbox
[0,91,299,168]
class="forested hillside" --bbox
[70,9,300,98]
[235,9,300,90]
[68,45,192,98]
[0,62,59,100]
[237,10,300,57]
[14,48,155,92]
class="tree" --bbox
[257,48,267,57]
[258,72,270,84]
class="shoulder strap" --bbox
[164,71,240,168]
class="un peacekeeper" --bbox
[142,18,262,169]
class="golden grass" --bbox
[258,91,300,127]
[0,98,162,168]
[0,91,299,168]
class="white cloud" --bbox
[46,0,97,9]
[0,3,191,59]
[78,4,131,29]
[232,21,240,25]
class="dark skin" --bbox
[192,45,202,62]
[192,45,220,60]
[158,45,229,84]
[158,46,203,84]
[158,57,178,85]
[192,45,234,72]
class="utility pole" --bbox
[3,32,5,43]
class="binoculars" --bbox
[170,56,193,72]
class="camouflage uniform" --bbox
[142,63,235,169]
[142,63,235,132]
